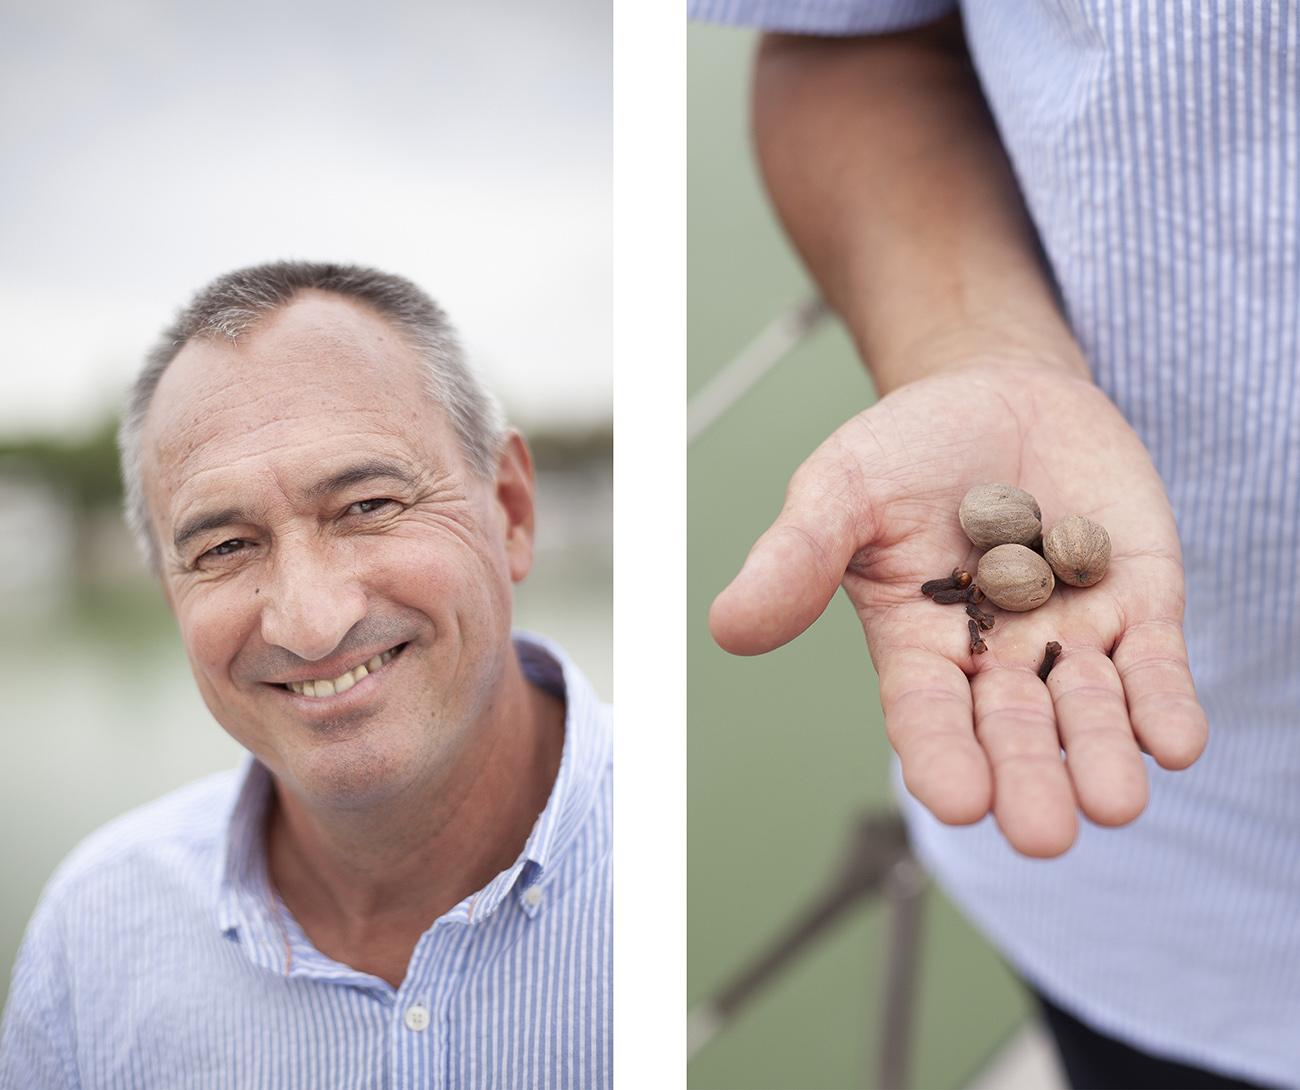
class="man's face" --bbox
[141,291,534,809]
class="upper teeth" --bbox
[287,648,398,697]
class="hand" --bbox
[710,362,1208,857]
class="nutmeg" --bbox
[976,544,1055,612]
[1043,515,1111,587]
[959,484,1043,550]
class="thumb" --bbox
[709,452,875,656]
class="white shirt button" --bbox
[523,886,543,908]
[404,1004,430,1032]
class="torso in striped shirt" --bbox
[0,633,612,1090]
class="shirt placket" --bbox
[389,915,476,1090]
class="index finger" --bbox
[876,645,991,825]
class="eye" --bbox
[347,498,396,516]
[200,539,247,562]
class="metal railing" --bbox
[686,813,926,1090]
[687,294,831,445]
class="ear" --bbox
[493,430,536,583]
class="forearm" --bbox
[751,18,1090,394]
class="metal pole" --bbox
[687,811,925,1080]
[687,294,830,444]
[875,857,928,1090]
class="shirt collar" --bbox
[471,630,609,920]
[212,754,289,975]
[212,631,609,960]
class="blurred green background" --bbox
[687,24,1031,1089]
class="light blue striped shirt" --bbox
[0,633,611,1090]
[691,1,1300,1085]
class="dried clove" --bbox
[965,603,995,631]
[921,568,974,598]
[968,619,988,655]
[1037,641,1062,681]
[921,574,959,596]
[968,585,986,604]
[931,587,971,604]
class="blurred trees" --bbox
[0,416,612,504]
[0,416,123,514]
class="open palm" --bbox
[711,363,1208,857]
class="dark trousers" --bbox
[1033,988,1276,1090]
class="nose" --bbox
[258,541,368,662]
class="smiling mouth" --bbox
[279,643,408,698]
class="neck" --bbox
[265,652,566,954]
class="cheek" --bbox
[368,531,511,628]
[177,588,258,679]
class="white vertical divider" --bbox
[612,0,686,1087]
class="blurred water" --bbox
[0,470,610,1012]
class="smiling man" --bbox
[0,262,612,1090]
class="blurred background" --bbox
[687,24,1064,1090]
[0,0,610,1011]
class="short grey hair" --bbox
[118,260,505,572]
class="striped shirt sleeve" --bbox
[0,897,79,1090]
[687,0,958,35]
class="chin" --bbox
[284,729,425,812]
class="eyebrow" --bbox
[173,506,249,555]
[171,460,421,556]
[303,459,422,500]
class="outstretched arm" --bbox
[713,18,1208,857]
[750,18,1086,394]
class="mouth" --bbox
[276,642,409,699]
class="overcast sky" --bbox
[0,0,610,436]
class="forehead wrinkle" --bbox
[165,456,283,545]
[148,409,441,549]
[149,310,433,439]
[158,401,415,488]
[148,329,429,461]
[165,427,436,538]
[142,295,456,545]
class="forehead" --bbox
[143,292,452,515]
